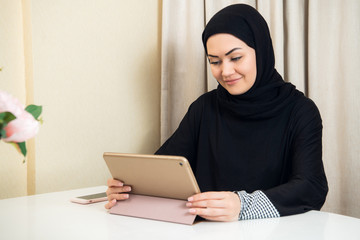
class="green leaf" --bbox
[25,105,42,120]
[17,142,27,157]
[0,128,6,139]
[8,142,27,162]
[0,112,16,134]
[0,111,16,123]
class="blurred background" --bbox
[0,0,161,198]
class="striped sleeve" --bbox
[236,190,280,220]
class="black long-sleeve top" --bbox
[156,85,328,217]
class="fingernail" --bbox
[124,194,129,199]
[188,197,193,201]
[118,182,124,186]
[189,209,196,213]
[186,202,192,207]
[126,186,131,191]
[111,199,116,203]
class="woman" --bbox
[106,4,328,222]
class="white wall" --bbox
[0,0,161,197]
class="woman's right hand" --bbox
[105,178,132,209]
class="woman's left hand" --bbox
[186,191,241,222]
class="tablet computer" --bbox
[103,152,200,200]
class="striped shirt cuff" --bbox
[235,190,280,220]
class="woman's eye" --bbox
[231,56,242,61]
[209,60,220,65]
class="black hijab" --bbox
[202,4,299,119]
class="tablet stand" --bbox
[109,194,196,225]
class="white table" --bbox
[0,186,359,240]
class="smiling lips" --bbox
[224,77,242,85]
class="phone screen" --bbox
[77,192,107,200]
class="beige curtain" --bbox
[161,0,360,218]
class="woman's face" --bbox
[206,33,257,95]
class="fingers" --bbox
[105,178,132,210]
[107,178,124,187]
[107,190,131,201]
[187,191,234,207]
[106,185,132,197]
[188,202,236,218]
[106,178,131,196]
[188,206,227,217]
[104,192,130,209]
[186,199,224,208]
[187,191,240,222]
[104,199,117,209]
[188,191,228,201]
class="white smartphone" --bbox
[70,192,108,204]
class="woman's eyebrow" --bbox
[225,47,242,56]
[208,47,242,58]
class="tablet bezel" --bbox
[103,152,200,200]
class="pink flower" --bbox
[0,90,39,142]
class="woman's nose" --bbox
[221,62,235,77]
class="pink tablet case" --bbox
[109,194,196,225]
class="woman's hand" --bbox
[105,178,132,209]
[186,191,241,222]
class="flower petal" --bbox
[3,111,39,142]
[0,90,25,117]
